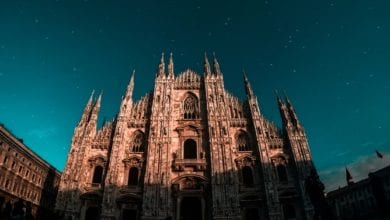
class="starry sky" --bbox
[0,0,389,191]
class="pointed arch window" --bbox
[128,167,139,186]
[92,165,103,184]
[183,94,199,119]
[183,139,197,159]
[242,166,254,186]
[131,131,145,152]
[237,132,250,151]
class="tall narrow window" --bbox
[277,164,288,182]
[131,131,145,152]
[242,166,254,186]
[92,166,103,184]
[237,132,250,151]
[128,167,139,186]
[184,139,197,159]
[183,94,198,119]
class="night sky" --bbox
[1,0,389,191]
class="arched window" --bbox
[92,166,103,184]
[128,167,139,186]
[184,139,197,159]
[237,132,250,151]
[131,131,145,152]
[242,166,254,186]
[277,164,288,182]
[183,94,199,119]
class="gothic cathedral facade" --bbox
[56,54,317,220]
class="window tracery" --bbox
[183,94,199,119]
[131,131,145,152]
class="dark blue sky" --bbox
[0,0,389,190]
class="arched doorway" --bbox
[180,197,202,220]
[85,207,99,220]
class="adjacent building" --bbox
[0,123,61,219]
[327,165,390,220]
[56,54,321,220]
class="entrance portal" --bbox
[180,197,202,220]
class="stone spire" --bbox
[119,70,135,117]
[284,91,301,127]
[277,92,292,127]
[243,71,254,98]
[275,90,283,106]
[78,90,95,126]
[212,52,221,76]
[204,52,211,76]
[157,52,166,77]
[89,91,102,123]
[168,52,174,78]
[125,70,135,101]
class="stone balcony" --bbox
[172,158,207,171]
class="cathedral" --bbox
[55,54,318,220]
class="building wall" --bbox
[0,124,61,219]
[327,166,390,220]
[56,55,318,220]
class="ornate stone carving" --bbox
[56,55,318,220]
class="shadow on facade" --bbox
[54,159,337,220]
[36,166,59,219]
